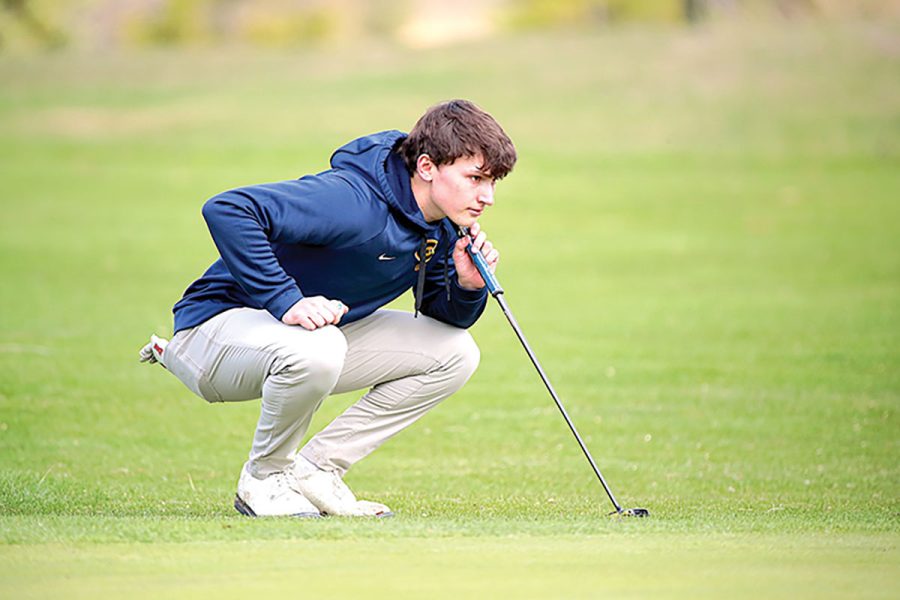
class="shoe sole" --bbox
[321,509,395,518]
[356,500,394,519]
[234,494,322,518]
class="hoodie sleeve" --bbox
[417,244,488,329]
[201,172,372,320]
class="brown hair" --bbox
[399,99,517,180]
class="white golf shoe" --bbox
[234,463,321,518]
[290,459,393,518]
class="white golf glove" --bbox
[139,334,169,367]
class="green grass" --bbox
[2,534,897,600]
[1,20,899,598]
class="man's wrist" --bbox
[453,277,488,296]
[456,279,483,291]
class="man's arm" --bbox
[201,173,366,328]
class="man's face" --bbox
[428,154,496,227]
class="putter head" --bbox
[609,507,649,518]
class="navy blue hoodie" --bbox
[172,130,488,333]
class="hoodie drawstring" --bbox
[414,236,427,318]
[444,243,452,301]
[414,234,455,317]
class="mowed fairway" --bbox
[1,21,898,598]
[2,534,896,599]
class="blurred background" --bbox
[1,0,898,51]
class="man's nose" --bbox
[479,183,495,205]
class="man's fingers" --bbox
[283,296,350,329]
[457,230,489,256]
[297,315,317,330]
[334,301,349,325]
[318,304,339,322]
[330,301,346,325]
[307,297,339,321]
[453,225,498,290]
[322,301,347,324]
[309,311,327,328]
[472,230,488,252]
[485,248,500,268]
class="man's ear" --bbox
[416,154,434,182]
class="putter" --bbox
[456,226,648,518]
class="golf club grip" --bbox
[455,226,503,296]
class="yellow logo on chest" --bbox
[414,239,439,271]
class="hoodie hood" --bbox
[330,130,433,233]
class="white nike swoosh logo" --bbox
[378,253,397,261]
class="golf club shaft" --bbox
[457,227,624,513]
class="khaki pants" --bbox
[163,308,479,478]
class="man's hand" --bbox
[282,296,349,330]
[453,221,499,290]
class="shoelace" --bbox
[268,472,293,501]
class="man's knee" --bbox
[442,329,480,387]
[269,326,348,396]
